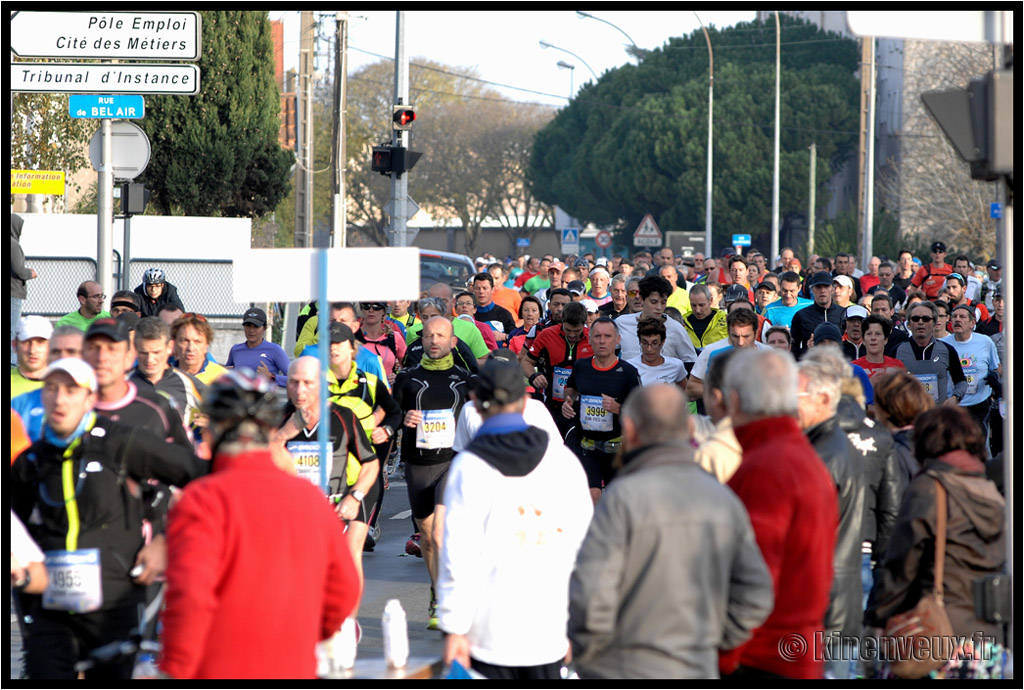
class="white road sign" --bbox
[10,11,202,60]
[11,63,200,95]
[633,214,663,247]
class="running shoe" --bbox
[405,533,422,558]
[427,587,439,631]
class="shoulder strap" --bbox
[933,479,948,598]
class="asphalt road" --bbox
[10,467,444,679]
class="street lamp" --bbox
[539,40,599,81]
[556,60,576,99]
[575,11,646,59]
[694,12,714,258]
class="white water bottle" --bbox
[382,599,409,669]
[334,617,358,671]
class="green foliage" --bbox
[136,11,291,217]
[808,208,910,263]
[529,15,860,252]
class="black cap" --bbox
[473,358,526,409]
[242,307,267,327]
[724,284,749,303]
[328,321,355,344]
[115,311,140,330]
[813,322,843,345]
[86,317,132,342]
[931,241,947,253]
[567,280,586,296]
[987,259,1000,270]
[754,281,776,292]
[808,271,834,288]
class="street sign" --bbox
[517,238,531,248]
[633,214,663,247]
[383,195,420,221]
[10,170,65,196]
[11,63,200,95]
[89,121,151,181]
[847,11,1012,44]
[732,234,752,247]
[595,230,613,249]
[9,11,202,61]
[561,227,579,255]
[991,203,1003,219]
[70,95,145,119]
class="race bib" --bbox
[287,440,333,487]
[580,394,613,433]
[963,367,979,396]
[416,409,456,449]
[914,373,940,402]
[43,549,103,613]
[552,366,571,401]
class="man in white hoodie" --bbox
[436,358,593,680]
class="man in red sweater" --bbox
[719,349,838,680]
[160,370,358,679]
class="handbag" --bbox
[883,478,954,679]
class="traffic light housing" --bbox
[121,182,150,216]
[371,145,423,177]
[392,105,416,131]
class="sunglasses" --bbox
[181,312,208,322]
[359,303,386,311]
[626,290,640,297]
[909,315,934,323]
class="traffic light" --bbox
[392,105,416,131]
[371,145,423,177]
[121,183,150,216]
[921,68,1013,182]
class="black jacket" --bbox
[836,396,905,562]
[806,414,865,639]
[865,455,1005,642]
[134,281,186,317]
[790,302,845,360]
[11,212,33,300]
[12,415,202,613]
[890,428,921,486]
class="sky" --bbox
[270,10,759,108]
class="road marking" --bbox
[390,509,412,520]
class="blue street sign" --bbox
[517,237,531,248]
[732,234,752,247]
[69,94,145,119]
[991,202,1003,219]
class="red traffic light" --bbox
[392,106,416,130]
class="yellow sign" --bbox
[11,170,66,195]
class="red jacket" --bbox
[720,417,838,679]
[160,449,358,679]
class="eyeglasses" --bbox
[909,315,934,323]
[87,293,106,300]
[626,290,639,297]
[359,303,386,311]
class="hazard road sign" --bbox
[633,214,663,247]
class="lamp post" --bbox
[556,60,576,100]
[539,40,598,81]
[770,11,781,266]
[694,12,714,258]
[575,11,645,59]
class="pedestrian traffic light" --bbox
[371,145,423,177]
[371,146,393,174]
[392,105,416,131]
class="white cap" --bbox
[580,299,599,314]
[41,358,98,392]
[832,275,855,291]
[845,305,869,320]
[595,257,609,266]
[16,315,53,341]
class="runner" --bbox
[391,316,474,630]
[562,316,643,504]
[894,301,967,406]
[225,307,290,387]
[404,297,480,373]
[940,305,1001,449]
[910,241,953,299]
[471,272,516,344]
[356,301,407,385]
[686,306,770,402]
[627,316,688,387]
[171,313,227,386]
[614,276,697,366]
[790,271,845,359]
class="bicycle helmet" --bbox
[143,267,166,285]
[202,368,284,453]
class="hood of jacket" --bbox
[930,453,1005,543]
[835,395,866,432]
[466,424,550,477]
[11,213,24,240]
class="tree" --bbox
[529,16,861,251]
[136,11,291,217]
[875,41,998,260]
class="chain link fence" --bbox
[21,256,251,319]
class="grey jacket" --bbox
[11,213,33,299]
[569,442,774,679]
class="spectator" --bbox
[226,307,290,388]
[11,212,38,364]
[134,267,185,318]
[56,281,110,332]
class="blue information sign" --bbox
[517,237,531,248]
[991,202,1003,219]
[69,95,145,119]
[732,234,752,247]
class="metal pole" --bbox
[97,118,114,306]
[1001,185,1013,650]
[305,71,315,247]
[808,143,816,257]
[390,11,409,247]
[770,12,781,265]
[316,249,330,493]
[695,13,714,258]
[332,11,348,249]
[863,37,876,268]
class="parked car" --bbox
[419,249,475,294]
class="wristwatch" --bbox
[381,424,394,439]
[350,489,366,503]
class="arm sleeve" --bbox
[910,266,926,288]
[943,342,968,400]
[374,379,403,430]
[720,502,775,650]
[295,316,318,358]
[568,490,629,667]
[873,438,907,562]
[117,425,202,488]
[11,235,34,281]
[272,346,291,387]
